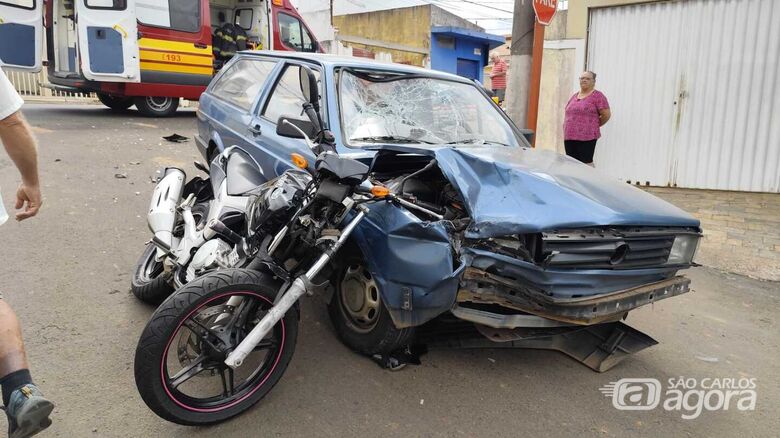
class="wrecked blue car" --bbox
[195,53,702,371]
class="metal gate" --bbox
[587,0,780,193]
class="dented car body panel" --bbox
[431,147,700,237]
[197,52,702,330]
[350,201,466,328]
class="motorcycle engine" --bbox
[248,169,312,234]
[187,239,234,281]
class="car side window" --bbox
[262,64,321,124]
[210,59,276,111]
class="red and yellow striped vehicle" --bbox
[0,0,321,116]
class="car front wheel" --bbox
[328,253,414,356]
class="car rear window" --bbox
[210,59,277,111]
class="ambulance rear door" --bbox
[74,0,140,82]
[0,0,43,71]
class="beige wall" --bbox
[644,187,780,281]
[333,6,432,66]
[536,47,576,153]
[566,0,673,39]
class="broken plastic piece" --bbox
[163,133,189,143]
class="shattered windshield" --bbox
[338,69,522,148]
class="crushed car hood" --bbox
[372,145,700,239]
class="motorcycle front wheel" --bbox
[134,269,298,425]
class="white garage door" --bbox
[588,0,780,192]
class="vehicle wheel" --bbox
[131,243,175,305]
[328,253,414,356]
[131,203,209,304]
[134,96,180,117]
[97,93,133,110]
[134,269,298,425]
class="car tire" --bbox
[328,252,414,356]
[97,93,134,111]
[134,96,179,117]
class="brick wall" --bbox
[643,187,780,281]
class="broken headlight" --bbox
[666,234,700,265]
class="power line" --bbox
[428,0,513,15]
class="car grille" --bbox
[540,228,679,269]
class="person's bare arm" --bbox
[0,111,42,220]
[599,108,611,126]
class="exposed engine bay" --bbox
[369,153,469,224]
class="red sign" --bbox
[533,0,558,26]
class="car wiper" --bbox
[446,138,510,147]
[351,136,436,144]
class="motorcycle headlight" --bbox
[666,234,700,265]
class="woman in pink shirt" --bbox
[563,71,611,166]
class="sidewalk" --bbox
[644,186,780,281]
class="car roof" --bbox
[238,51,476,84]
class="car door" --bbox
[198,56,281,177]
[0,0,43,71]
[249,61,324,179]
[74,0,140,82]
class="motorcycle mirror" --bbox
[299,65,319,111]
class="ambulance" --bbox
[0,0,321,116]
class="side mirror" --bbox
[299,65,319,111]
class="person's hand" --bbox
[15,182,42,221]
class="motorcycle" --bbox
[130,143,266,304]
[133,66,442,424]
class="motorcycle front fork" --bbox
[223,206,368,368]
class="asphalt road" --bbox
[0,103,778,437]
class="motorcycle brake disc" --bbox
[177,305,230,372]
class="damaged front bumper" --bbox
[458,267,691,325]
[458,248,692,325]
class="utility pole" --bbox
[506,0,537,128]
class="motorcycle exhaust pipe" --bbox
[148,168,186,250]
[224,208,367,368]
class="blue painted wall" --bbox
[430,34,489,82]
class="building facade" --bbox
[537,0,779,194]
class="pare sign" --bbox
[533,0,558,26]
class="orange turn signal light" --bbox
[371,185,390,198]
[272,0,283,6]
[291,153,308,169]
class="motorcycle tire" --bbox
[328,253,415,356]
[131,203,209,304]
[131,243,175,305]
[135,269,298,425]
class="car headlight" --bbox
[666,234,700,265]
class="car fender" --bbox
[350,202,464,328]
